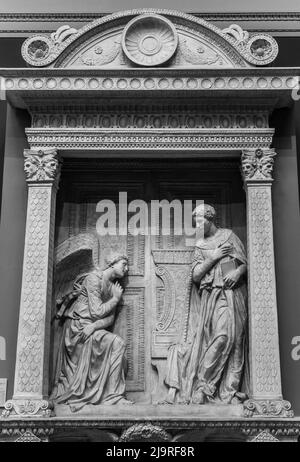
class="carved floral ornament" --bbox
[21,9,279,68]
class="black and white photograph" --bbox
[0,0,300,446]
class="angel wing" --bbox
[50,233,99,390]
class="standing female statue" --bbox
[165,204,248,404]
[51,253,133,411]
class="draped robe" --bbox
[51,271,127,411]
[165,228,248,404]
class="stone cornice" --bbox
[1,416,300,429]
[1,67,298,110]
[1,12,300,22]
[2,13,300,36]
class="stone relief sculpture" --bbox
[21,11,279,68]
[50,253,133,411]
[164,204,248,405]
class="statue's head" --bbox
[192,204,216,235]
[104,252,129,279]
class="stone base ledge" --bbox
[1,414,300,442]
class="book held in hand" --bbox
[220,257,237,278]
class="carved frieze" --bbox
[31,110,269,130]
[26,129,274,151]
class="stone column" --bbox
[2,149,61,418]
[241,148,293,418]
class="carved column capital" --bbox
[241,148,276,182]
[24,149,61,186]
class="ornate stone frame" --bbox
[0,9,299,428]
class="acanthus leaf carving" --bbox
[244,399,294,418]
[222,24,249,45]
[50,25,78,45]
[1,399,53,418]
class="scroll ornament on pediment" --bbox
[21,10,279,68]
[24,149,61,183]
[241,148,276,181]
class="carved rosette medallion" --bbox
[21,25,78,67]
[246,34,279,66]
[122,14,178,66]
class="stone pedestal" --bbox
[241,148,293,418]
[2,149,61,418]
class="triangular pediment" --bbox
[22,9,278,69]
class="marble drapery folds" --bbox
[166,228,248,404]
[51,270,128,411]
